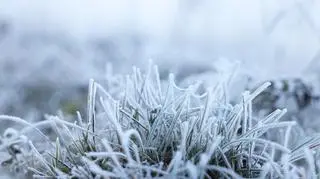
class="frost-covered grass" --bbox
[1,62,320,178]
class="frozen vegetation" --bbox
[1,62,320,178]
[1,0,320,178]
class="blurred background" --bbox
[0,0,320,131]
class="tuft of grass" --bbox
[1,62,320,178]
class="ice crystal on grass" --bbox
[1,62,320,178]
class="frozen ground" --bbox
[1,0,320,178]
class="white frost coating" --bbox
[1,63,320,178]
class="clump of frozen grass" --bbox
[1,62,320,178]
